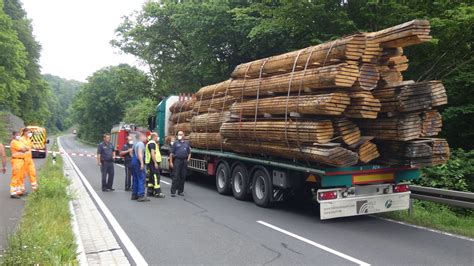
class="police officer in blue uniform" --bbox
[170,131,191,197]
[97,134,115,192]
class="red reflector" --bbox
[318,191,338,200]
[394,184,410,193]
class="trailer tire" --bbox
[232,164,250,200]
[216,161,231,195]
[252,168,272,207]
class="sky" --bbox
[22,0,148,82]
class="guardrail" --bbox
[410,185,474,209]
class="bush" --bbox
[417,149,474,192]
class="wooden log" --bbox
[227,63,359,98]
[345,88,381,119]
[191,112,231,132]
[372,81,435,113]
[220,120,334,144]
[168,122,192,136]
[169,99,195,113]
[189,132,224,150]
[224,140,359,167]
[169,110,194,123]
[195,80,231,100]
[358,63,380,90]
[358,113,422,141]
[428,80,448,107]
[348,136,380,163]
[365,20,432,48]
[421,110,442,137]
[230,93,350,117]
[376,138,449,167]
[231,34,367,79]
[193,95,237,113]
[333,117,361,145]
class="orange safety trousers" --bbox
[10,158,25,196]
[20,137,38,192]
[20,157,38,192]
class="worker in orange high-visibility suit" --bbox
[20,128,38,193]
[9,131,28,199]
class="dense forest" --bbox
[0,0,79,133]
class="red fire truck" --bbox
[111,122,151,163]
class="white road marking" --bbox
[58,137,148,266]
[373,216,474,242]
[257,221,370,266]
[116,164,125,168]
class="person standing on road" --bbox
[20,128,38,193]
[9,131,28,199]
[170,131,191,197]
[131,132,149,202]
[145,133,165,198]
[97,133,115,192]
[120,135,134,191]
[0,143,6,175]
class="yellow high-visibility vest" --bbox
[145,140,162,164]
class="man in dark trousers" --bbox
[97,133,115,192]
[146,133,165,198]
[170,131,191,197]
[120,135,134,191]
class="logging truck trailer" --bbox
[155,97,420,220]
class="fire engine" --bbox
[110,122,150,163]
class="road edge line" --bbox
[257,220,370,266]
[58,137,148,266]
[372,216,474,242]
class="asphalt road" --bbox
[60,134,473,265]
[0,139,53,255]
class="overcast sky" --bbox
[22,0,148,82]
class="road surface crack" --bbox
[183,198,208,215]
[261,244,282,265]
[200,215,241,235]
[183,199,242,235]
[281,242,303,255]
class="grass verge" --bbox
[1,142,77,265]
[379,199,474,238]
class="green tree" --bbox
[71,64,151,142]
[43,74,82,130]
[3,0,53,126]
[123,98,156,127]
[0,0,28,113]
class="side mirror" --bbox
[46,139,50,144]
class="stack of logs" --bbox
[169,19,449,168]
[167,99,194,143]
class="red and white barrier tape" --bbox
[3,145,119,158]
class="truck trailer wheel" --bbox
[216,161,231,195]
[252,168,272,207]
[232,164,250,200]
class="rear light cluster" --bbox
[393,184,410,193]
[318,191,338,201]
